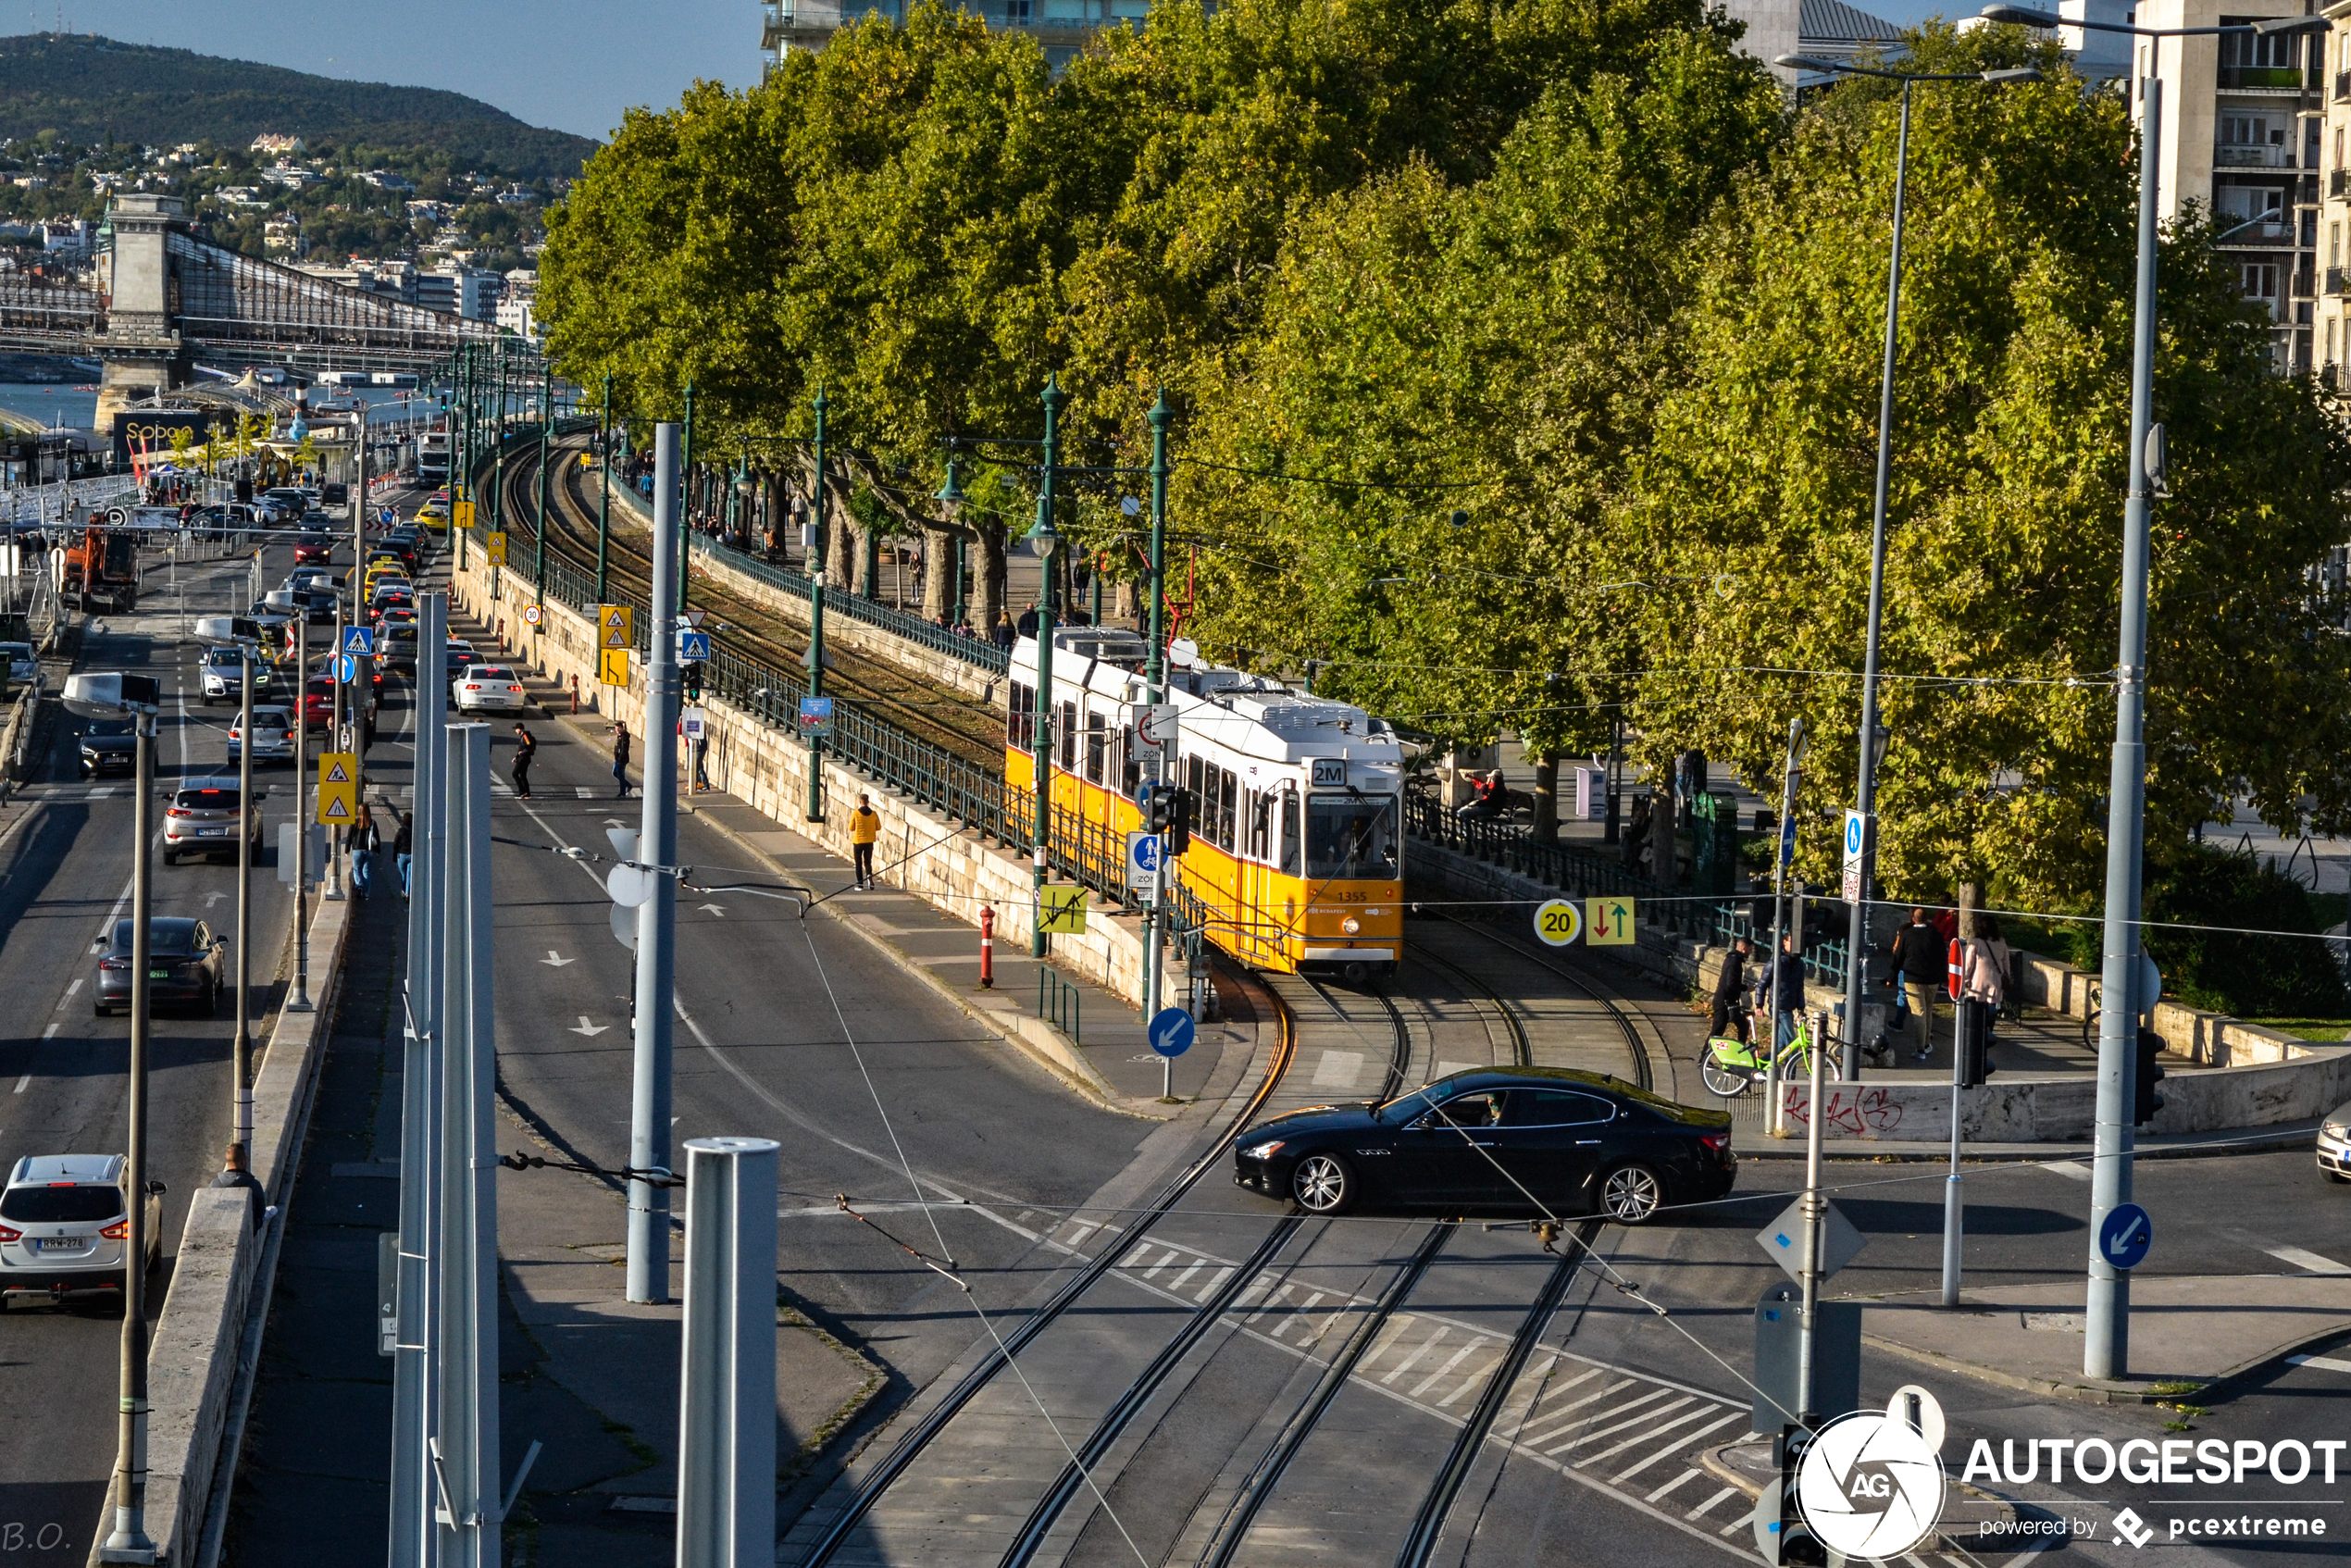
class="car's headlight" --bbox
[2325,1121,2350,1141]
[1240,1140,1286,1162]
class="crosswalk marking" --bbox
[1645,1468,1704,1504]
[1518,1377,1639,1443]
[1194,1266,1233,1300]
[1687,1485,1740,1519]
[577,786,594,798]
[1170,1260,1203,1291]
[2268,1245,2349,1275]
[1579,1401,1736,1470]
[2043,1160,2092,1180]
[1611,1412,1748,1482]
[89,786,115,798]
[1408,1338,1487,1400]
[1380,1325,1449,1386]
[1312,1049,1364,1089]
[1435,1353,1505,1409]
[1548,1394,1692,1458]
[2287,1352,2351,1374]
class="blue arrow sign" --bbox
[334,653,359,684]
[1148,1007,1196,1059]
[678,629,712,662]
[342,626,375,655]
[2098,1202,2153,1271]
[1778,817,1797,871]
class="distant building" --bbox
[261,162,319,189]
[495,295,540,342]
[417,267,501,321]
[760,0,1147,68]
[42,219,91,257]
[250,134,306,157]
[362,169,415,192]
[405,199,452,224]
[263,214,306,257]
[215,186,268,207]
[503,268,538,298]
[1785,0,1906,88]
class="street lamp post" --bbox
[806,389,828,823]
[597,372,613,604]
[1027,379,1064,960]
[1778,53,2039,1087]
[1978,4,2324,1378]
[678,380,695,616]
[535,361,550,612]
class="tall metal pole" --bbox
[291,615,313,1012]
[1796,1005,1829,1428]
[99,716,157,1565]
[1029,379,1063,960]
[230,641,254,1159]
[390,591,447,1568]
[1766,719,1802,1137]
[1144,391,1170,1018]
[1841,78,1913,1085]
[2086,69,2162,1384]
[595,372,612,604]
[675,1138,780,1568]
[491,344,507,537]
[678,381,694,616]
[804,392,828,823]
[328,599,347,902]
[534,366,549,608]
[437,722,500,1566]
[628,424,681,1304]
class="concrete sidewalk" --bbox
[1736,1118,2325,1161]
[1852,1273,2351,1405]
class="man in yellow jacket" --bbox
[850,792,880,889]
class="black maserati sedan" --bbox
[1233,1067,1735,1224]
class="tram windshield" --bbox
[1304,794,1398,881]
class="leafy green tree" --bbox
[1625,25,2351,911]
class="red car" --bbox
[300,678,333,730]
[293,534,334,566]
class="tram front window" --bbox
[1305,795,1398,881]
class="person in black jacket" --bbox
[510,723,537,799]
[1766,935,1809,1052]
[1710,938,1750,1041]
[1889,907,1945,1062]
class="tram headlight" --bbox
[1340,915,1362,936]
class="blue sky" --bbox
[36,2,765,141]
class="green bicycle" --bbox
[1701,1015,1844,1099]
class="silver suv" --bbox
[0,1153,163,1304]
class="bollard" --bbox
[569,672,578,714]
[978,903,995,989]
[677,1137,779,1568]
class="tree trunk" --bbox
[1958,881,1980,940]
[922,526,953,621]
[1649,775,1677,888]
[1532,753,1559,845]
[827,487,854,591]
[977,518,1008,636]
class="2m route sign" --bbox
[1586,896,1636,946]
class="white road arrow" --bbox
[698,903,727,917]
[566,1015,608,1037]
[205,891,226,908]
[541,950,575,967]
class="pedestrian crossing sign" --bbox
[1038,885,1088,935]
[486,531,507,566]
[599,604,633,650]
[317,751,359,825]
[599,646,630,687]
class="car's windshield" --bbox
[0,1185,123,1223]
[1374,1071,1480,1122]
[113,921,194,953]
[88,719,132,737]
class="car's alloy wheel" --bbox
[1599,1164,1663,1226]
[1290,1152,1354,1215]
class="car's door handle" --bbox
[1575,1139,1601,1146]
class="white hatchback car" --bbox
[454,665,526,713]
[0,1152,163,1304]
[227,703,297,765]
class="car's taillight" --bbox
[101,1220,130,1239]
[166,807,189,818]
[465,683,481,691]
[0,1225,19,1242]
[1699,1130,1731,1151]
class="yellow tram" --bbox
[1006,628,1404,979]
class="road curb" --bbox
[1735,1123,2320,1162]
[1860,1321,2351,1407]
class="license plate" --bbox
[149,969,168,979]
[33,1238,84,1252]
[202,827,230,836]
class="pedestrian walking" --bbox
[611,719,631,797]
[1890,906,1945,1062]
[350,798,376,899]
[1709,937,1750,1043]
[849,791,881,889]
[992,611,1015,651]
[1960,915,2011,1056]
[1622,794,1651,870]
[1015,602,1039,641]
[393,810,413,898]
[510,722,537,798]
[1769,934,1808,1053]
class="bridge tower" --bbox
[89,193,193,429]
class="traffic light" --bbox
[1956,999,1993,1089]
[1166,787,1193,854]
[1145,781,1174,833]
[2133,1028,2167,1126]
[682,661,703,703]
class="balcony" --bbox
[2295,268,2317,298]
[762,1,790,46]
[2216,143,2296,168]
[2339,69,2351,101]
[2328,267,2351,296]
[2220,221,2299,247]
[2218,66,2312,92]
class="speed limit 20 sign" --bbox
[1534,899,1583,947]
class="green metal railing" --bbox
[1039,969,1082,1044]
[1710,903,1850,991]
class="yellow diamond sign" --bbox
[485,530,507,566]
[317,751,359,826]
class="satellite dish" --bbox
[605,862,655,909]
[611,901,639,950]
[1168,637,1199,669]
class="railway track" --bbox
[491,437,1007,766]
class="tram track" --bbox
[491,436,1007,765]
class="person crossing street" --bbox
[611,719,632,798]
[510,722,537,799]
[849,792,881,889]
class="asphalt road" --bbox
[0,540,303,1562]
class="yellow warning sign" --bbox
[1585,896,1636,946]
[598,604,633,650]
[317,751,359,826]
[598,646,630,687]
[1038,885,1088,936]
[485,530,507,566]
[453,499,475,530]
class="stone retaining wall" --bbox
[454,551,1153,1009]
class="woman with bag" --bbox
[350,798,376,901]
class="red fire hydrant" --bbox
[569,672,579,714]
[979,904,996,989]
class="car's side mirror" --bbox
[144,1180,166,1196]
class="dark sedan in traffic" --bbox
[1233,1067,1735,1224]
[94,917,229,1016]
[79,717,138,778]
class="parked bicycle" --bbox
[1701,1013,1844,1099]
